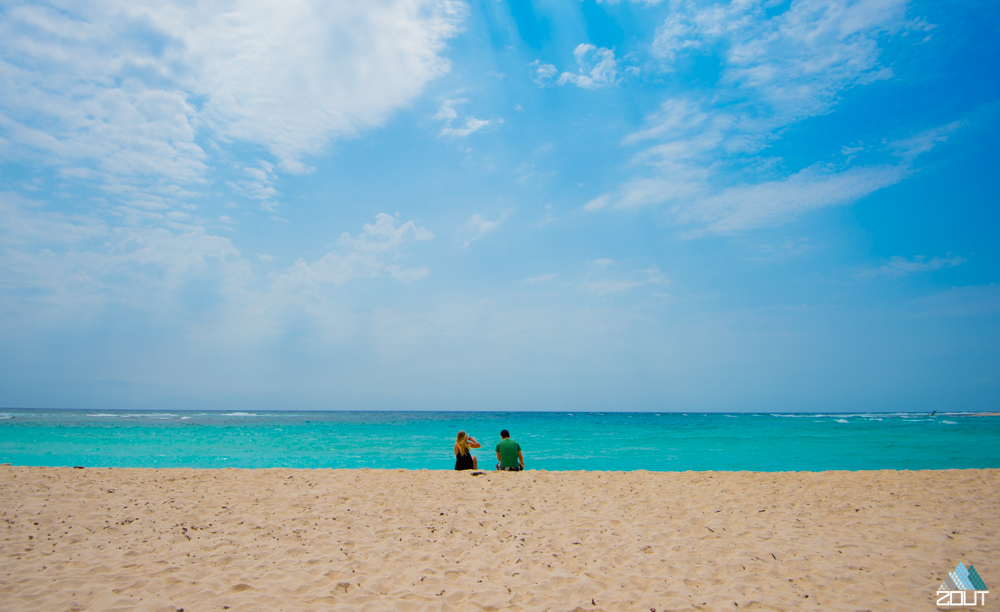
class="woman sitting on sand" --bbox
[454,431,481,470]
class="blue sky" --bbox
[1,0,997,412]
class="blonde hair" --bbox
[455,430,469,455]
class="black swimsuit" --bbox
[455,450,474,470]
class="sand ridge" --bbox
[0,467,997,611]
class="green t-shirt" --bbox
[495,438,522,468]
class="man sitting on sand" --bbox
[495,429,524,471]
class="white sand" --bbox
[1,466,997,611]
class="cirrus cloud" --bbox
[584,0,954,236]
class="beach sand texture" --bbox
[1,467,997,612]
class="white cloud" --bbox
[529,60,558,86]
[275,213,434,290]
[673,163,909,236]
[441,117,492,138]
[180,0,466,171]
[587,158,911,236]
[586,0,952,235]
[652,0,909,119]
[621,99,718,146]
[462,211,512,248]
[531,44,619,90]
[0,194,433,331]
[226,160,280,211]
[0,1,460,351]
[0,0,465,197]
[650,12,708,64]
[890,122,962,160]
[594,125,954,236]
[862,254,967,277]
[557,44,619,89]
[434,99,464,122]
[435,99,495,137]
[0,192,250,318]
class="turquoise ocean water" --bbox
[1,409,998,471]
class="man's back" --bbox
[496,437,521,469]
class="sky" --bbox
[0,0,998,412]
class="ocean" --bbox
[1,409,998,471]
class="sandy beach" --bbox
[1,466,997,612]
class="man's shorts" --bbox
[496,463,522,471]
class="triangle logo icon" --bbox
[967,565,988,591]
